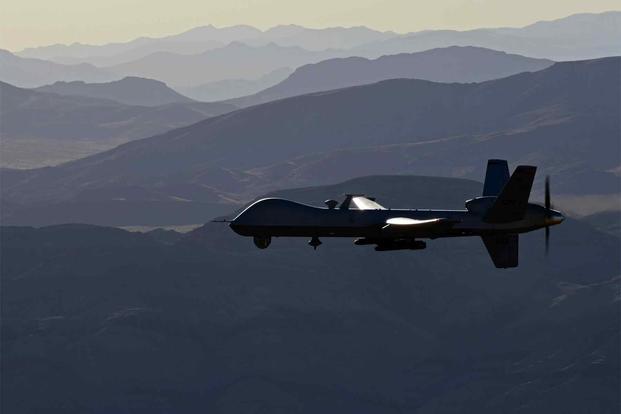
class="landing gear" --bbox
[253,235,271,249]
[308,236,322,250]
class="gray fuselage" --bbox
[230,198,563,240]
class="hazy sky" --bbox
[1,0,618,51]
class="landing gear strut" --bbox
[308,236,322,250]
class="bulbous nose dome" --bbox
[545,209,565,226]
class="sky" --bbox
[1,0,619,51]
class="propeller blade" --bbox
[545,176,551,212]
[545,225,550,255]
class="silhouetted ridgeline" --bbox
[16,24,394,66]
[179,68,293,102]
[35,76,195,107]
[1,176,619,413]
[0,49,117,88]
[230,46,553,107]
[106,42,343,88]
[1,57,619,226]
[353,11,621,61]
[0,81,236,168]
[16,12,621,68]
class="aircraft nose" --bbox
[545,210,565,226]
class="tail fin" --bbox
[484,165,537,223]
[483,159,510,196]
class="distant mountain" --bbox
[178,68,293,102]
[1,175,619,413]
[16,25,262,65]
[354,11,621,61]
[107,42,343,87]
[175,24,395,51]
[34,77,195,106]
[231,46,553,107]
[17,24,394,66]
[0,49,117,88]
[15,11,621,70]
[250,24,396,51]
[0,81,236,168]
[1,57,618,226]
[581,210,621,238]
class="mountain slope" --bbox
[0,49,118,88]
[107,42,343,87]
[1,58,619,224]
[178,68,293,102]
[15,12,621,68]
[15,25,262,65]
[34,77,194,106]
[250,24,396,51]
[354,11,621,61]
[0,81,236,168]
[2,175,619,413]
[17,24,394,66]
[231,46,553,107]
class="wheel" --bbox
[253,236,271,249]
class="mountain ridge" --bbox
[229,46,554,107]
[106,41,344,87]
[15,11,621,67]
[0,81,236,168]
[1,57,618,225]
[353,11,621,61]
[34,76,195,106]
[0,49,118,88]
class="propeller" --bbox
[545,176,551,255]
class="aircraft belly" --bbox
[230,223,381,238]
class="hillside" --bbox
[179,68,293,102]
[230,47,553,107]
[34,76,194,106]
[16,12,621,69]
[2,175,619,413]
[0,81,236,168]
[354,11,621,61]
[231,47,553,107]
[1,57,619,225]
[107,42,342,87]
[17,24,392,65]
[0,49,117,88]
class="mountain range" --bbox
[105,42,342,87]
[1,57,618,226]
[230,46,553,107]
[17,24,394,65]
[178,68,293,102]
[0,49,118,88]
[14,11,621,71]
[353,11,621,61]
[0,81,236,168]
[4,12,619,95]
[2,46,556,168]
[34,76,194,106]
[2,175,619,413]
